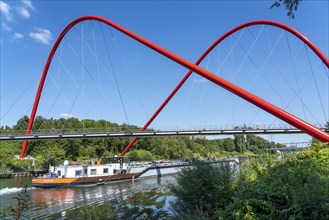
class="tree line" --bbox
[0,116,285,172]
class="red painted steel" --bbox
[120,20,329,156]
[19,16,329,158]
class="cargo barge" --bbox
[32,156,239,188]
[32,157,186,188]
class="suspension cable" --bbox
[106,24,150,121]
[248,27,320,125]
[284,31,307,120]
[66,33,115,118]
[1,75,39,121]
[304,44,327,122]
[100,23,130,125]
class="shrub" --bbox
[224,151,329,219]
[171,160,236,218]
[172,145,329,219]
[0,163,13,176]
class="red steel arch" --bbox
[120,20,329,155]
[20,16,329,158]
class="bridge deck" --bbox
[1,128,328,141]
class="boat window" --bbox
[103,168,108,174]
[90,169,97,175]
[75,170,82,176]
[57,170,61,176]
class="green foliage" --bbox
[0,141,32,172]
[173,143,329,219]
[13,116,29,133]
[0,142,20,161]
[171,160,236,217]
[0,141,31,171]
[0,163,13,176]
[223,138,235,152]
[227,150,329,219]
[246,135,269,154]
[150,137,193,159]
[127,149,155,161]
[77,145,96,161]
[234,134,246,153]
[31,143,66,170]
[9,159,31,171]
[65,202,116,220]
[1,116,281,171]
[270,0,302,19]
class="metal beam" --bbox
[2,128,328,141]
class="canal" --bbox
[0,176,177,219]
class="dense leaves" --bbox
[172,142,329,219]
[172,160,236,217]
[270,0,302,19]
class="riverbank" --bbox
[0,170,49,179]
[0,172,32,178]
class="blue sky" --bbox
[1,0,328,143]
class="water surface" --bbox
[0,176,176,219]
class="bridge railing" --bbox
[0,124,326,136]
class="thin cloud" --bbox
[0,1,13,21]
[17,6,30,19]
[21,0,34,10]
[60,113,75,118]
[29,28,53,45]
[1,22,11,31]
[12,32,24,40]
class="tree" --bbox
[222,138,235,152]
[33,116,47,132]
[95,144,107,159]
[246,134,268,153]
[270,0,302,19]
[234,134,246,153]
[13,116,29,132]
[31,144,66,170]
[127,149,154,161]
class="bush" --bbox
[0,163,13,176]
[224,148,329,219]
[10,159,31,172]
[172,144,329,219]
[171,160,236,218]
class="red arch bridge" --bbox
[1,16,327,158]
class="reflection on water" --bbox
[0,176,176,219]
[127,185,176,213]
[32,188,77,206]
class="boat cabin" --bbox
[53,156,131,178]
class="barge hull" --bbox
[32,165,183,188]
